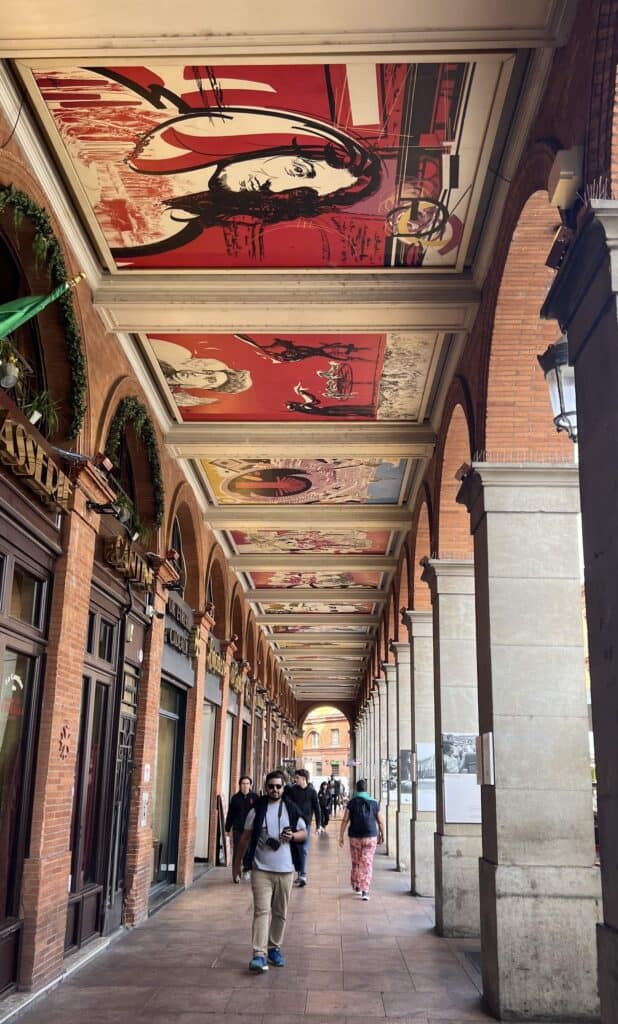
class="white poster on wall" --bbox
[416,742,436,813]
[442,732,481,823]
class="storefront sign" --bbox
[162,592,195,685]
[229,659,245,695]
[104,536,154,591]
[206,638,225,678]
[0,412,72,512]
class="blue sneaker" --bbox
[268,947,285,967]
[249,954,269,972]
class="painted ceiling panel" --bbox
[231,529,391,554]
[31,58,511,270]
[259,601,375,614]
[249,570,382,589]
[148,332,437,421]
[203,458,407,504]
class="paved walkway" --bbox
[16,819,495,1023]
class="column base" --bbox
[410,817,435,896]
[598,922,618,1024]
[434,831,481,937]
[396,808,411,871]
[480,859,601,1021]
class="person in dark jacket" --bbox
[318,781,330,828]
[225,776,258,881]
[287,769,323,886]
[233,769,306,972]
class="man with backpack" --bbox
[233,769,306,972]
[338,779,385,901]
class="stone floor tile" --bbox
[143,986,234,1013]
[225,986,305,1014]
[306,990,386,1016]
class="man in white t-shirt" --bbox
[233,770,306,972]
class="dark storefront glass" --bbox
[0,651,35,919]
[152,681,185,885]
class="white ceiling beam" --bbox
[231,554,397,571]
[205,507,410,529]
[257,614,376,625]
[94,274,479,334]
[167,423,435,459]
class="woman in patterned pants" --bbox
[338,780,385,901]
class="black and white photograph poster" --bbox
[399,748,412,804]
[416,742,437,813]
[442,732,481,823]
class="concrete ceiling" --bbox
[0,0,576,706]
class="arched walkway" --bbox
[15,832,495,1024]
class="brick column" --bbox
[19,464,111,989]
[207,638,236,862]
[382,661,398,860]
[458,463,601,1019]
[402,610,435,897]
[176,610,215,888]
[229,660,249,794]
[541,205,618,1024]
[123,556,178,925]
[421,559,481,937]
[390,640,412,872]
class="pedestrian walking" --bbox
[233,769,307,972]
[318,780,330,828]
[287,768,323,886]
[338,778,385,901]
[225,775,258,881]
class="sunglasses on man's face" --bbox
[267,783,283,790]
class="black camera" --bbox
[265,837,281,851]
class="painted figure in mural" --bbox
[234,334,373,364]
[286,384,375,418]
[107,102,382,258]
[150,337,252,401]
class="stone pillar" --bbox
[390,640,412,872]
[457,464,601,1019]
[541,205,618,1024]
[382,661,398,860]
[376,677,388,813]
[403,610,436,897]
[371,689,380,798]
[421,559,481,937]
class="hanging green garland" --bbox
[105,396,165,529]
[0,183,87,438]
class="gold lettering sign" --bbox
[104,536,154,591]
[206,639,225,678]
[229,660,244,694]
[0,413,72,512]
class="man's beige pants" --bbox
[251,869,294,956]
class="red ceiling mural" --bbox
[151,333,384,420]
[32,59,509,270]
[230,529,390,554]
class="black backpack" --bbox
[348,797,377,836]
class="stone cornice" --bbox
[420,557,474,597]
[230,554,397,571]
[1,1,577,58]
[402,608,433,639]
[96,280,478,333]
[457,463,580,531]
[167,423,436,459]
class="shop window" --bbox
[10,566,44,628]
[315,761,322,774]
[86,612,96,655]
[170,519,186,596]
[97,619,116,663]
[331,728,339,747]
[0,650,37,919]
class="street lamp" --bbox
[537,335,578,442]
